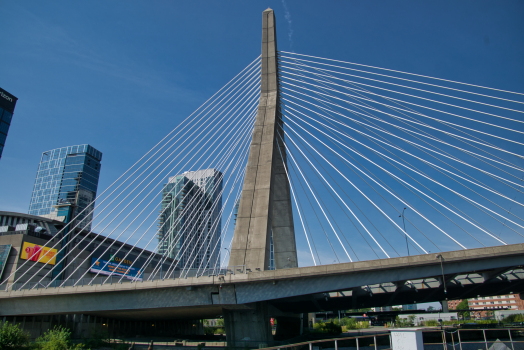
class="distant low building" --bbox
[0,211,174,287]
[448,294,524,319]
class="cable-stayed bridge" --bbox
[2,8,524,345]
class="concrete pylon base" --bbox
[274,316,301,340]
[223,302,273,348]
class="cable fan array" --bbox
[5,57,260,291]
[4,50,524,292]
[277,51,524,265]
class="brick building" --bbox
[448,294,524,319]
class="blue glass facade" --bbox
[0,87,17,161]
[28,144,102,230]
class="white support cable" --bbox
[280,62,524,192]
[143,113,255,281]
[282,108,483,250]
[280,51,524,98]
[178,151,248,278]
[282,96,524,217]
[32,82,261,289]
[284,108,511,246]
[279,134,358,262]
[282,115,409,257]
[192,142,252,276]
[121,107,256,282]
[290,99,506,245]
[281,86,524,183]
[4,59,262,289]
[113,111,254,284]
[275,137,317,266]
[279,68,524,224]
[151,116,254,280]
[281,91,524,191]
[281,126,427,255]
[282,95,524,214]
[279,60,524,117]
[281,72,524,148]
[144,105,257,280]
[210,165,248,275]
[282,80,524,154]
[283,99,524,234]
[200,166,248,277]
[97,107,257,284]
[18,84,262,290]
[284,154,339,262]
[281,69,524,154]
[165,125,253,279]
[89,99,258,285]
[278,54,524,107]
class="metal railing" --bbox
[422,327,524,349]
[1,265,247,292]
[258,333,392,350]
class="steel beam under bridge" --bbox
[1,243,524,319]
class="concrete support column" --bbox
[224,302,273,348]
[441,300,449,313]
[274,316,301,340]
[229,8,297,271]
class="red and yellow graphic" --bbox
[20,242,57,265]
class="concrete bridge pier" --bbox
[223,302,273,348]
[274,315,304,340]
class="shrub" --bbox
[312,321,342,334]
[0,322,30,350]
[82,329,109,349]
[422,319,439,327]
[502,314,524,323]
[395,315,416,327]
[35,326,86,350]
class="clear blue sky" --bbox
[1,0,523,310]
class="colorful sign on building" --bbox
[0,245,11,279]
[90,257,143,281]
[20,242,57,265]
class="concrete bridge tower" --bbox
[229,8,298,272]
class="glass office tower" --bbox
[157,169,222,270]
[28,144,102,231]
[0,87,18,161]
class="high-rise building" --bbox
[28,144,102,230]
[0,87,18,161]
[158,169,222,270]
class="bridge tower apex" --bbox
[228,9,298,271]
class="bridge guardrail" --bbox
[256,328,524,350]
[1,265,247,292]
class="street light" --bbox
[399,207,410,256]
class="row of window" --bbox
[0,107,13,124]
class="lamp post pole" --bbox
[399,207,410,256]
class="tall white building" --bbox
[158,169,222,271]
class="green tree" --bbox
[456,300,470,319]
[0,322,30,350]
[36,326,85,350]
[427,306,435,312]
